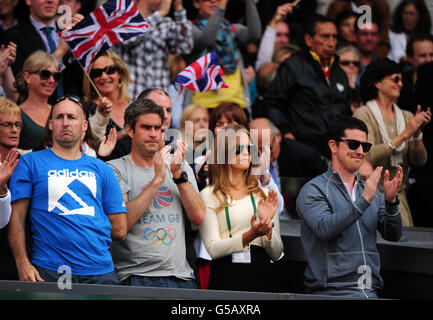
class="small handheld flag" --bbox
[173,51,229,95]
[62,0,148,73]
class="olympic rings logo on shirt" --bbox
[143,227,177,246]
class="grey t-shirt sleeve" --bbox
[107,159,132,196]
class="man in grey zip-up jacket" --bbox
[296,117,403,298]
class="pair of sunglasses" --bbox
[389,75,401,84]
[29,69,62,82]
[340,60,360,67]
[335,138,372,152]
[234,144,256,155]
[55,95,88,118]
[89,65,119,79]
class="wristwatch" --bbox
[173,171,188,184]
[385,195,400,207]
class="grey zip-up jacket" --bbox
[296,167,402,296]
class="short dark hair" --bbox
[359,58,402,103]
[209,102,249,135]
[304,14,335,38]
[327,117,368,142]
[137,88,169,100]
[124,98,164,131]
[406,33,433,57]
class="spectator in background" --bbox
[0,0,18,31]
[249,118,283,194]
[185,0,261,117]
[327,0,391,58]
[398,33,433,115]
[336,45,362,112]
[14,50,61,152]
[402,35,433,227]
[180,103,209,165]
[355,20,380,85]
[353,58,430,226]
[0,97,21,280]
[113,0,193,100]
[8,95,127,283]
[335,10,357,49]
[0,0,84,98]
[108,99,205,289]
[264,14,350,178]
[388,0,431,64]
[199,123,283,292]
[83,50,131,141]
[255,2,296,71]
[296,116,402,298]
[0,41,18,102]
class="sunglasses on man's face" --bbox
[335,138,372,152]
[340,60,360,67]
[89,65,119,79]
[29,69,62,82]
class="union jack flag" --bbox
[173,51,229,95]
[62,0,148,72]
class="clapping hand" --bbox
[0,42,16,75]
[383,165,403,203]
[170,139,187,178]
[0,149,19,187]
[362,166,383,203]
[153,145,171,186]
[257,190,278,221]
[250,214,273,240]
[406,105,431,138]
[97,128,117,157]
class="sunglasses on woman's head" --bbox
[340,60,360,67]
[335,138,372,152]
[29,69,62,82]
[89,65,119,79]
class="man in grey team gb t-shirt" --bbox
[108,98,205,289]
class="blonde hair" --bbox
[82,50,131,102]
[0,97,21,117]
[14,50,59,102]
[208,124,266,212]
[180,104,208,140]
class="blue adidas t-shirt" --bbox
[10,148,127,275]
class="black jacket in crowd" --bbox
[263,50,351,157]
[0,17,84,100]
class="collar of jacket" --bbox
[309,50,335,73]
[324,165,362,186]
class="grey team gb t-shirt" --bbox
[108,155,198,282]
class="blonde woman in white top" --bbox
[199,124,283,292]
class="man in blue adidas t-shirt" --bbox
[8,95,127,284]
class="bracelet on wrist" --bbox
[414,132,423,141]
